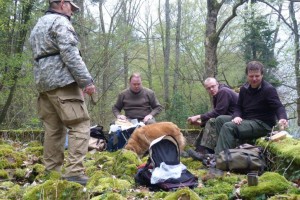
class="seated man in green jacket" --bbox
[112,73,163,125]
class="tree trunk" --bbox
[204,0,246,79]
[289,2,300,125]
[0,0,35,125]
[204,0,221,79]
[173,0,181,93]
[164,0,171,117]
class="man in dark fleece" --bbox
[214,61,288,154]
[187,77,238,155]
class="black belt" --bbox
[35,52,60,62]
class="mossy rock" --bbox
[257,137,300,165]
[6,185,23,200]
[0,169,9,179]
[195,175,240,199]
[86,170,111,187]
[111,149,142,177]
[90,192,126,200]
[23,180,87,200]
[240,172,292,199]
[24,146,43,157]
[268,194,300,200]
[92,152,115,173]
[87,176,131,195]
[86,165,98,177]
[257,138,300,181]
[164,187,201,200]
[14,168,26,180]
[0,146,26,169]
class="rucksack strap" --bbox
[224,149,232,171]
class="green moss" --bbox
[38,170,61,181]
[204,194,228,200]
[111,149,141,178]
[181,157,203,170]
[240,172,291,199]
[93,153,115,174]
[84,159,96,168]
[86,165,98,177]
[32,163,45,173]
[0,169,8,179]
[24,146,43,157]
[0,144,14,151]
[86,171,113,188]
[257,138,300,165]
[0,181,14,188]
[164,187,201,200]
[7,185,23,200]
[195,181,233,198]
[91,192,126,200]
[14,168,26,180]
[152,191,169,199]
[288,185,300,195]
[0,147,26,169]
[87,176,132,194]
[194,175,239,199]
[268,194,300,200]
[23,180,87,200]
[26,140,42,147]
[205,175,240,186]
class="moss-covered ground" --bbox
[0,134,299,199]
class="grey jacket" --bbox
[29,10,93,92]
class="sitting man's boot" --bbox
[64,174,89,186]
[195,145,214,154]
[187,149,205,161]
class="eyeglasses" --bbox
[206,85,217,90]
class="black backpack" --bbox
[107,126,136,152]
[135,135,198,191]
[90,125,107,141]
[88,125,108,151]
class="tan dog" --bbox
[124,122,186,157]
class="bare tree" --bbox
[289,2,300,125]
[173,0,182,93]
[0,0,35,125]
[204,0,246,79]
[158,0,171,117]
[135,0,158,89]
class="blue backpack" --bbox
[135,135,198,191]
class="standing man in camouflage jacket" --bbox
[29,0,96,185]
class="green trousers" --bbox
[214,115,272,154]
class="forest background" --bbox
[0,0,300,136]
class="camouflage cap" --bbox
[49,0,80,12]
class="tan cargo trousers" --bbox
[37,83,90,177]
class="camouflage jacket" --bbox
[29,10,93,92]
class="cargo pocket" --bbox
[58,95,90,125]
